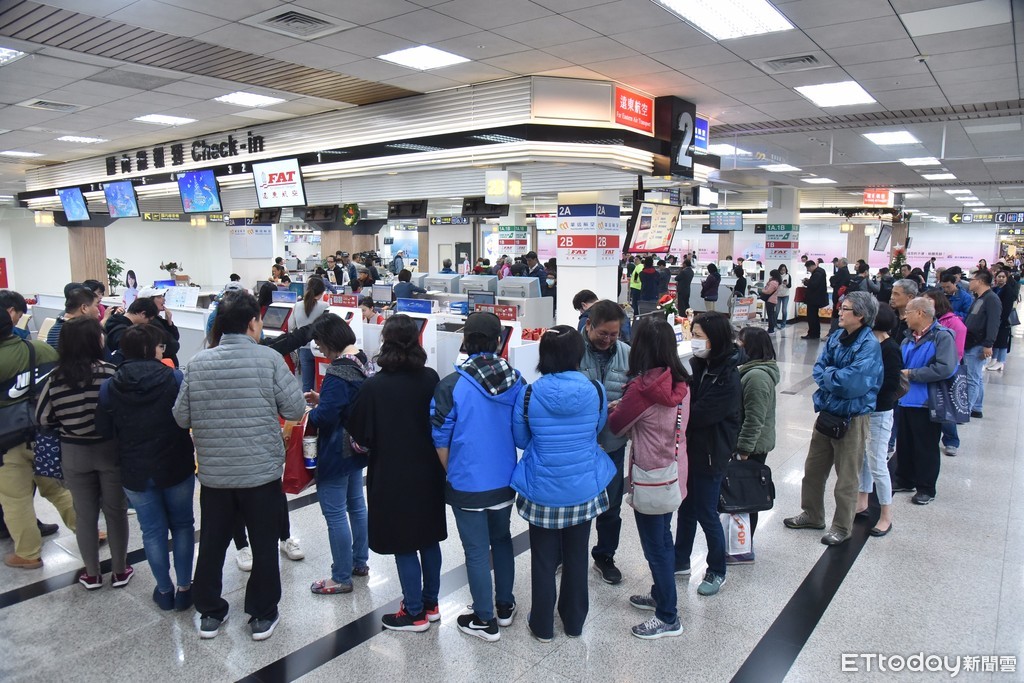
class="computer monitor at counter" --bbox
[466,290,497,307]
[497,276,541,299]
[424,274,461,294]
[372,283,393,303]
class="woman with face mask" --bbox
[674,312,741,597]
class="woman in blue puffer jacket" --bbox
[511,326,615,643]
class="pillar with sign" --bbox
[555,191,621,326]
[765,188,801,323]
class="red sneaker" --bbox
[111,565,134,588]
[78,570,103,590]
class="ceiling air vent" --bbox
[751,52,836,75]
[16,99,82,113]
[242,8,355,40]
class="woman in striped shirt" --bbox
[36,316,131,590]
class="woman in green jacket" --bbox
[731,326,780,564]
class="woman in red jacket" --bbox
[609,317,690,640]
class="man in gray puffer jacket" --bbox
[173,290,305,642]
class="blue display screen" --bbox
[57,187,90,221]
[103,180,140,218]
[177,169,222,214]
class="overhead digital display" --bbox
[708,210,744,231]
[252,158,306,209]
[57,187,90,221]
[176,169,222,214]
[102,180,140,218]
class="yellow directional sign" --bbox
[950,213,962,223]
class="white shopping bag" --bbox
[720,512,751,555]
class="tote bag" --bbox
[626,404,684,515]
[927,364,970,425]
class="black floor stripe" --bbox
[730,503,878,683]
[0,489,321,610]
[238,531,532,683]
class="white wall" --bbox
[0,207,72,296]
[105,218,232,291]
[428,223,473,274]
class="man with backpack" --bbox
[391,251,405,276]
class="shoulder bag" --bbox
[927,364,970,424]
[718,456,775,514]
[814,410,850,440]
[0,339,39,453]
[626,403,684,515]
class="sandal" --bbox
[310,579,353,595]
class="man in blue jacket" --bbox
[785,291,883,546]
[940,272,973,322]
[431,312,525,642]
[893,297,958,505]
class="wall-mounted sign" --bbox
[863,188,892,206]
[765,224,800,261]
[105,131,266,176]
[429,216,470,225]
[474,304,518,321]
[485,170,522,204]
[996,212,1024,223]
[693,116,709,152]
[556,203,620,266]
[141,212,224,223]
[613,86,655,135]
[655,96,698,180]
[949,212,996,224]
[498,225,529,256]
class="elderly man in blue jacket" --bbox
[785,291,883,546]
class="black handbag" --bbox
[718,457,775,514]
[814,410,850,440]
[0,340,39,453]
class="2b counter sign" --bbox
[556,203,620,266]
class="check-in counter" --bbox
[417,292,553,328]
[683,275,737,313]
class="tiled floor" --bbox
[1,323,1021,682]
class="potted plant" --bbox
[160,261,181,277]
[106,257,125,293]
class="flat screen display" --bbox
[177,169,222,214]
[103,180,140,218]
[628,202,680,253]
[252,158,306,209]
[372,284,393,303]
[262,306,290,331]
[152,279,176,289]
[57,187,90,221]
[708,210,744,231]
[873,224,893,252]
[468,290,497,307]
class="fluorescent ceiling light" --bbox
[0,47,26,66]
[955,196,980,202]
[707,143,751,156]
[921,173,956,180]
[377,45,469,70]
[964,203,987,207]
[651,0,794,40]
[56,135,108,144]
[760,163,800,172]
[0,150,42,157]
[863,131,920,145]
[802,177,836,184]
[900,157,940,166]
[213,91,285,107]
[795,81,875,107]
[133,114,196,125]
[944,189,972,194]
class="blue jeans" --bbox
[859,410,893,505]
[941,421,960,449]
[452,505,515,622]
[298,347,316,393]
[675,471,726,577]
[394,543,442,616]
[964,347,987,412]
[994,347,1008,362]
[125,475,196,593]
[634,511,677,624]
[777,296,790,327]
[317,472,369,585]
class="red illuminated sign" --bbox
[614,87,654,134]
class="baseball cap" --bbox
[463,311,502,339]
[138,286,168,298]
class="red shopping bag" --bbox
[282,412,316,494]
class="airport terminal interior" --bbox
[0,0,1023,681]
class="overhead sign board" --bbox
[613,86,654,134]
[429,216,470,225]
[863,188,892,206]
[693,116,709,151]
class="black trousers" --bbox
[232,490,291,549]
[895,406,942,496]
[528,520,592,640]
[592,445,625,561]
[806,309,822,338]
[747,452,768,536]
[194,480,282,621]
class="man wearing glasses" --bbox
[785,291,882,546]
[579,300,631,584]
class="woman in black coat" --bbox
[990,269,1019,371]
[347,315,446,633]
[674,312,741,598]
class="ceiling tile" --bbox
[619,70,700,96]
[5,54,108,80]
[762,66,851,89]
[708,106,772,125]
[532,0,618,11]
[650,44,740,70]
[900,0,1011,37]
[369,9,479,42]
[493,15,600,48]
[383,73,463,92]
[157,0,285,22]
[544,36,638,62]
[925,45,1017,72]
[872,86,950,109]
[858,72,937,93]
[107,0,231,38]
[585,55,674,79]
[535,65,621,80]
[482,51,572,74]
[935,63,1018,87]
[41,87,138,108]
[608,22,710,53]
[0,83,56,106]
[35,47,123,69]
[434,61,517,84]
[734,88,805,106]
[564,0,676,34]
[0,67,79,91]
[231,109,297,122]
[192,24,301,53]
[912,23,1014,53]
[0,107,71,129]
[719,31,819,60]
[33,0,135,15]
[313,27,416,57]
[824,39,922,66]
[685,60,765,83]
[431,0,554,29]
[264,43,362,70]
[943,78,1020,105]
[290,0,422,25]
[806,18,909,49]
[333,58,419,81]
[777,0,894,28]
[432,31,533,60]
[845,59,931,80]
[754,101,827,119]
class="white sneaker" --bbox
[236,546,253,572]
[992,361,1005,372]
[280,537,305,561]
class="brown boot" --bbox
[4,553,43,569]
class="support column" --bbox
[847,224,869,264]
[555,191,619,326]
[891,221,909,250]
[766,188,801,323]
[67,226,107,284]
[417,221,430,271]
[718,232,735,262]
[320,229,345,258]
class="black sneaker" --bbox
[198,613,228,640]
[892,483,915,493]
[970,410,983,419]
[496,601,516,627]
[36,520,59,537]
[382,606,429,632]
[457,612,500,641]
[911,492,934,505]
[593,556,622,585]
[250,613,280,641]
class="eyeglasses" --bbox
[840,306,855,312]
[592,330,619,340]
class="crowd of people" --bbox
[0,251,1017,647]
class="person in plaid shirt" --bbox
[511,326,615,643]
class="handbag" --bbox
[32,429,62,479]
[895,373,911,399]
[626,404,684,515]
[1010,308,1020,326]
[0,339,39,452]
[718,457,775,513]
[282,412,315,494]
[927,364,970,424]
[814,410,851,440]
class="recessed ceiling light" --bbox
[760,163,801,172]
[944,189,972,194]
[921,173,957,180]
[955,196,980,202]
[134,114,196,125]
[0,47,26,66]
[651,0,794,40]
[795,81,875,107]
[900,157,940,166]
[0,150,42,157]
[863,131,920,145]
[707,143,751,156]
[56,135,109,144]
[377,45,469,70]
[213,91,285,107]
[964,202,987,207]
[802,177,836,184]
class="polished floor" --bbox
[1,323,1021,682]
